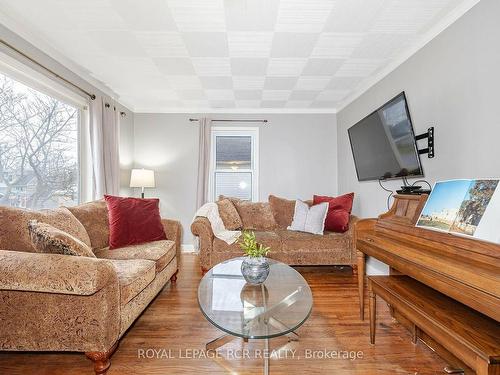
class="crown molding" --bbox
[335,0,481,113]
[132,107,337,114]
[0,11,120,101]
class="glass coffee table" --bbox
[198,257,313,374]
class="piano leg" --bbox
[357,250,366,320]
[369,280,376,344]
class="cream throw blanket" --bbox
[194,202,241,244]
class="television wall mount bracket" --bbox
[416,126,434,158]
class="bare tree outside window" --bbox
[0,73,79,209]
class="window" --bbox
[210,127,259,202]
[0,72,80,209]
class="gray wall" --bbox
[133,113,338,246]
[336,0,500,274]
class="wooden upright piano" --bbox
[355,194,500,374]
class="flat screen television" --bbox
[348,92,424,182]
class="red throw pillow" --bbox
[104,195,166,249]
[313,193,354,233]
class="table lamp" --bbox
[130,168,155,198]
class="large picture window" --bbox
[0,72,80,209]
[210,127,259,202]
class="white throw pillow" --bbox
[287,200,329,235]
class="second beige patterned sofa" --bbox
[192,195,358,273]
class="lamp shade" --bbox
[130,169,155,188]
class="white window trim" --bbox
[0,54,90,205]
[209,126,259,202]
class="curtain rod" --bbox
[0,38,96,100]
[189,118,267,123]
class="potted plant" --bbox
[239,231,271,284]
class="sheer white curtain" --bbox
[196,117,212,209]
[89,96,120,199]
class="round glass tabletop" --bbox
[198,257,313,340]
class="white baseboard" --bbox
[181,244,196,253]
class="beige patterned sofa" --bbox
[0,200,181,375]
[192,195,358,273]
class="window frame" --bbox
[0,54,88,207]
[209,126,259,202]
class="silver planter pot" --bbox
[241,256,270,285]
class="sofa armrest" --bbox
[161,218,182,259]
[191,216,214,271]
[0,250,118,296]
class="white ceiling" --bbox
[0,0,477,112]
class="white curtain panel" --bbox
[196,117,212,209]
[89,96,120,199]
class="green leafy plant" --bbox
[239,230,271,258]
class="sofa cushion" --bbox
[268,195,296,228]
[67,200,109,250]
[0,206,91,253]
[28,221,95,257]
[109,259,155,305]
[213,231,281,253]
[288,200,329,235]
[313,193,354,233]
[94,240,175,273]
[223,196,277,231]
[277,229,349,252]
[216,198,242,230]
[104,195,166,249]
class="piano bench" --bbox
[368,275,500,375]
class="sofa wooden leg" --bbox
[85,343,118,375]
[170,270,179,283]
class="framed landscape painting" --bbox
[416,179,500,243]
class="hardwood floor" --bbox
[0,254,448,375]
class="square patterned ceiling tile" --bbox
[327,76,363,90]
[167,75,203,90]
[200,76,234,89]
[133,32,189,58]
[271,33,319,58]
[302,58,344,76]
[110,0,177,31]
[289,90,320,101]
[210,100,236,108]
[232,76,266,90]
[267,58,307,76]
[167,0,226,32]
[224,0,280,31]
[285,100,312,108]
[235,100,262,108]
[261,100,287,108]
[205,89,235,101]
[234,90,263,100]
[228,32,273,57]
[262,90,291,101]
[335,59,385,77]
[310,100,338,108]
[192,58,231,76]
[153,57,195,75]
[177,89,206,100]
[264,76,298,90]
[316,90,350,101]
[295,76,331,90]
[324,0,386,33]
[276,0,336,33]
[182,32,229,57]
[351,34,415,59]
[312,33,364,58]
[231,58,269,76]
